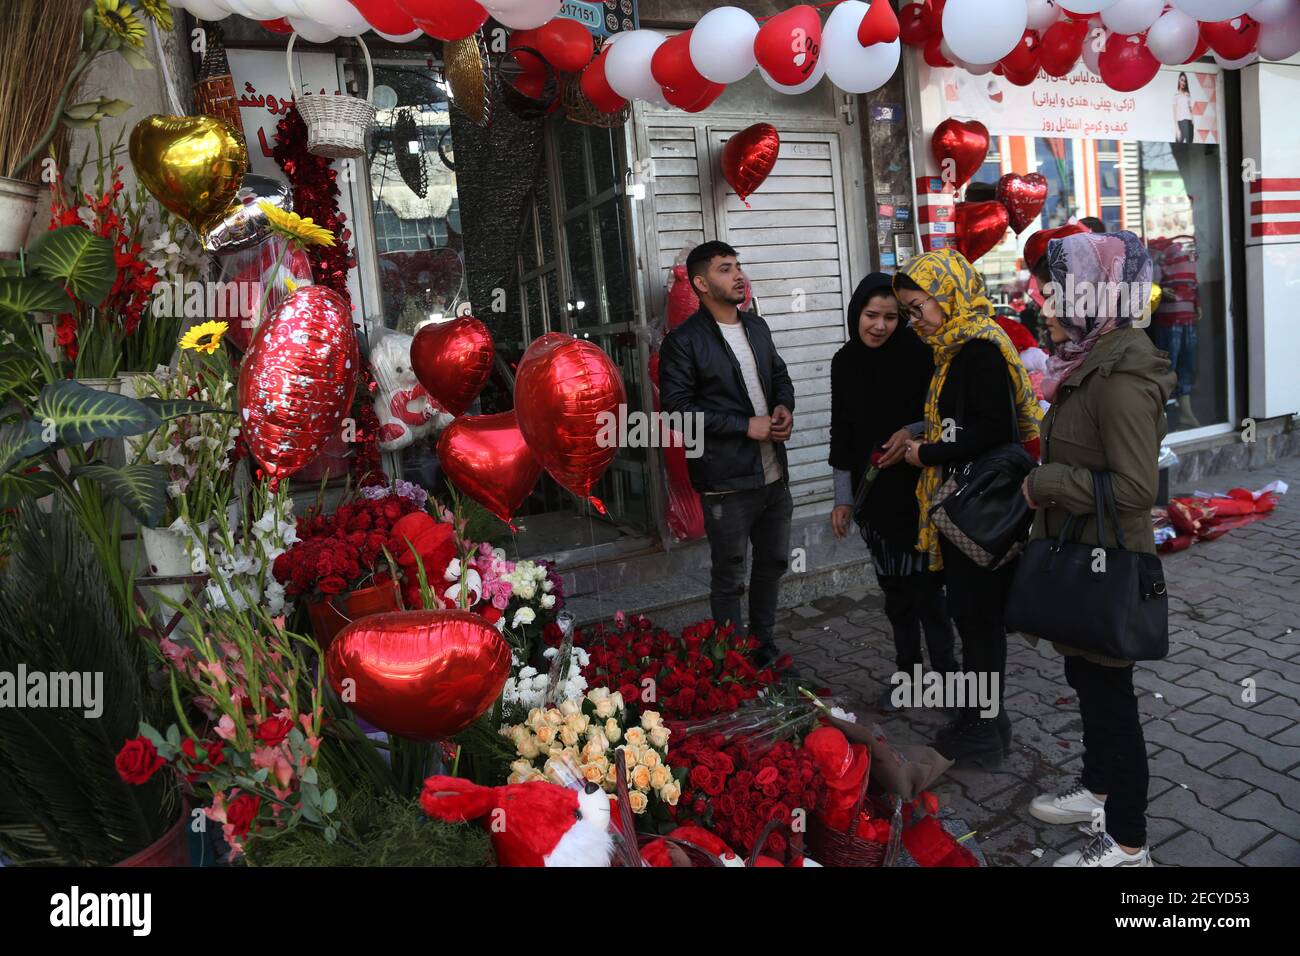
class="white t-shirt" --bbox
[1175,93,1192,123]
[717,320,783,485]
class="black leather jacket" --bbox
[658,308,795,493]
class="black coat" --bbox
[659,308,795,493]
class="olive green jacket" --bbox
[1024,328,1177,667]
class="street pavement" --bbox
[775,455,1300,867]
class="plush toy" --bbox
[419,775,614,867]
[369,327,453,451]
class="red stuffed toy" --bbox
[420,776,614,867]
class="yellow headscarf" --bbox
[895,249,1043,570]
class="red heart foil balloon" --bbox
[580,45,628,114]
[722,123,781,204]
[347,0,417,34]
[396,0,489,41]
[326,609,511,741]
[1099,33,1160,93]
[955,200,1010,263]
[1201,16,1259,62]
[410,315,494,417]
[931,119,990,190]
[515,332,627,501]
[858,0,901,46]
[437,411,543,523]
[899,3,931,44]
[238,285,359,480]
[754,5,823,87]
[996,172,1049,233]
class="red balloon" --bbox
[326,609,511,741]
[1184,35,1210,65]
[238,286,359,480]
[260,18,293,34]
[1024,222,1090,271]
[721,122,780,203]
[931,118,990,190]
[410,316,494,417]
[923,0,947,34]
[956,200,1010,263]
[1099,33,1160,93]
[580,46,627,114]
[1001,30,1042,75]
[996,172,1049,234]
[437,411,542,523]
[1040,20,1085,77]
[858,0,901,46]
[899,3,931,45]
[754,4,823,87]
[347,0,417,35]
[923,35,953,67]
[653,31,725,109]
[1003,63,1040,87]
[1201,16,1259,62]
[396,0,488,41]
[529,18,595,73]
[514,333,627,501]
[668,82,727,112]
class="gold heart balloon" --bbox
[129,115,249,243]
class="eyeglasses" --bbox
[901,295,938,325]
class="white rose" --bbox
[512,606,536,627]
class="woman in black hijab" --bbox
[830,273,958,707]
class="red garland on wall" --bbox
[272,107,384,486]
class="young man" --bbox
[658,241,795,668]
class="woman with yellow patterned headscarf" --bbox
[892,247,1042,764]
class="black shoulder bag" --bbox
[1005,471,1169,661]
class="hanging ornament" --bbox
[443,32,496,127]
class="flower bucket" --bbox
[76,376,123,395]
[307,579,402,650]
[0,175,40,254]
[114,810,192,867]
[141,525,195,620]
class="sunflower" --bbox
[259,202,336,248]
[138,0,174,32]
[180,321,229,355]
[95,0,147,48]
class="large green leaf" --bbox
[31,380,162,448]
[138,398,232,421]
[27,226,117,307]
[0,350,43,404]
[0,470,60,508]
[0,276,74,317]
[0,422,50,474]
[69,463,169,526]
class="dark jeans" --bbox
[939,536,1009,714]
[1177,119,1194,144]
[878,571,959,675]
[700,479,793,652]
[1064,655,1149,848]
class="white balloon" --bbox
[1259,9,1300,57]
[1026,0,1063,31]
[942,0,1027,66]
[1172,0,1257,20]
[1213,50,1260,67]
[224,0,282,18]
[1252,0,1300,25]
[760,54,828,94]
[690,6,760,84]
[377,29,425,43]
[1049,0,1118,12]
[604,30,665,102]
[483,0,563,30]
[306,0,370,32]
[1100,0,1164,34]
[270,0,313,15]
[964,59,998,76]
[823,2,901,93]
[177,0,233,18]
[1081,27,1108,76]
[1148,9,1201,64]
[288,17,339,43]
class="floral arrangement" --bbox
[194,481,299,616]
[575,615,786,721]
[500,691,682,818]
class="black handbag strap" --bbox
[1099,471,1129,551]
[1055,470,1128,551]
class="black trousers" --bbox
[700,479,793,650]
[877,571,959,675]
[1064,655,1149,848]
[939,536,1009,713]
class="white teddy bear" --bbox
[369,327,453,451]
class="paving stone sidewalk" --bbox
[775,455,1300,867]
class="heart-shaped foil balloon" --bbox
[410,315,494,417]
[238,285,359,479]
[203,173,293,254]
[437,411,543,523]
[515,332,627,501]
[955,200,1010,263]
[326,609,512,741]
[996,172,1049,234]
[931,118,990,190]
[722,123,781,204]
[129,115,249,243]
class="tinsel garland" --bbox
[272,107,384,485]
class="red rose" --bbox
[689,765,713,792]
[692,798,707,816]
[755,766,779,786]
[718,794,737,817]
[255,715,294,747]
[318,575,347,595]
[180,738,225,772]
[618,683,639,705]
[115,737,164,785]
[762,781,781,798]
[225,793,261,837]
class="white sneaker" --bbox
[1029,779,1106,825]
[1054,830,1152,867]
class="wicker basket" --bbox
[806,773,903,867]
[287,32,376,159]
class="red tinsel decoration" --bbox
[272,107,383,485]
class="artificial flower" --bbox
[138,0,174,31]
[96,0,147,47]
[259,201,336,247]
[179,320,228,354]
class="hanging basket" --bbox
[287,32,377,159]
[560,37,630,129]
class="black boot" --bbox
[996,710,1012,754]
[934,717,1004,767]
